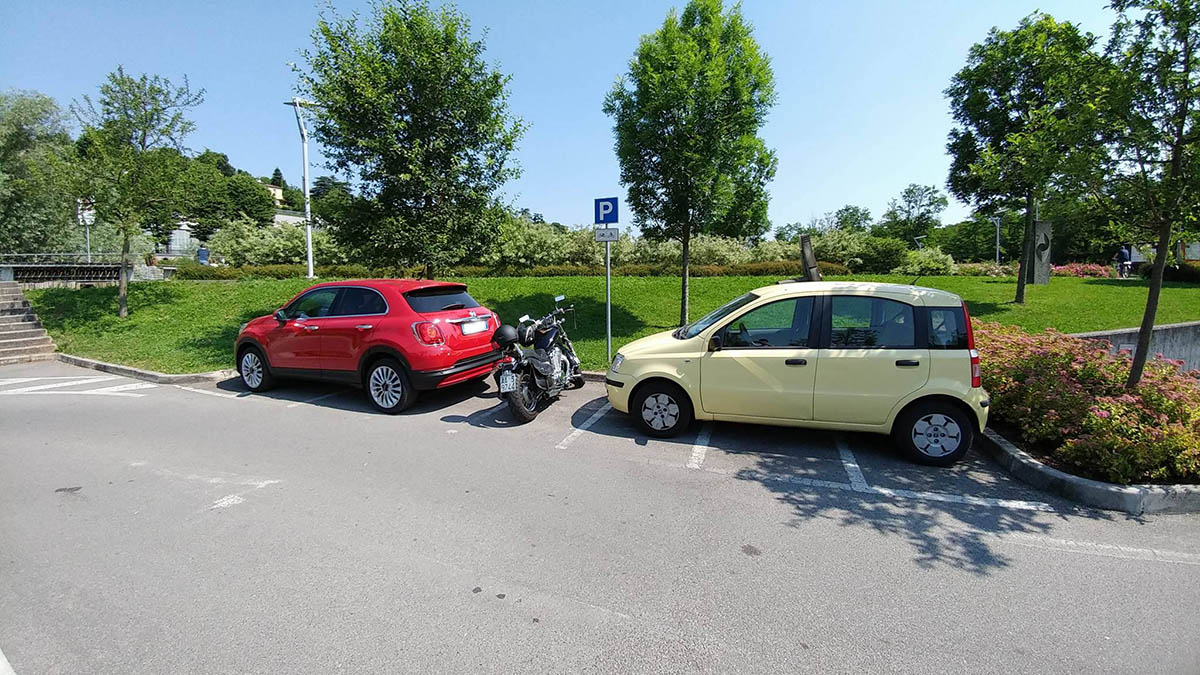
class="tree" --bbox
[310,175,349,199]
[946,13,1098,303]
[297,0,525,275]
[270,167,285,187]
[180,158,231,241]
[225,172,275,226]
[196,149,235,177]
[873,184,948,245]
[832,205,872,232]
[604,0,777,324]
[929,212,1025,262]
[0,91,77,253]
[72,67,203,317]
[1075,0,1200,387]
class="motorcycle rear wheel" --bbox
[504,371,541,423]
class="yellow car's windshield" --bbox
[675,293,758,339]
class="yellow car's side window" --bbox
[721,297,813,348]
[829,296,915,348]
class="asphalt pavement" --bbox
[1,360,1198,673]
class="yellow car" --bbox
[604,281,989,466]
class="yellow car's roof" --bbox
[754,280,963,305]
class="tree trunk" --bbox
[1126,224,1172,388]
[679,225,691,326]
[118,232,130,319]
[1014,189,1035,304]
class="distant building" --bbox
[262,182,285,208]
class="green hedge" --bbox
[1140,261,1200,283]
[173,259,853,280]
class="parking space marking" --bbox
[174,385,249,399]
[0,643,14,675]
[724,466,1056,512]
[835,436,869,489]
[286,389,349,408]
[996,532,1200,566]
[555,403,612,450]
[0,376,117,394]
[686,423,713,469]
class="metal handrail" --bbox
[0,253,125,264]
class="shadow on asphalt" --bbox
[215,376,494,415]
[566,395,699,448]
[562,397,1129,577]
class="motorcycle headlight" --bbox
[610,353,624,372]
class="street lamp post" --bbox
[991,216,1002,264]
[283,98,317,279]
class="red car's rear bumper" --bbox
[409,349,503,390]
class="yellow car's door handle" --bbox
[785,358,807,366]
[896,359,920,367]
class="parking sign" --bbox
[594,197,618,225]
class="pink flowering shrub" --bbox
[974,320,1200,484]
[1051,263,1115,278]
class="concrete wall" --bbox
[1073,321,1200,371]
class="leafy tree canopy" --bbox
[297,0,525,275]
[0,91,77,253]
[872,184,948,245]
[604,0,777,322]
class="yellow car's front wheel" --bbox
[631,381,693,438]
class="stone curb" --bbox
[581,370,607,383]
[55,353,237,385]
[979,428,1200,515]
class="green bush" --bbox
[891,246,956,275]
[172,260,242,280]
[858,236,909,273]
[208,218,348,267]
[975,320,1200,484]
[1140,261,1200,283]
[809,230,909,273]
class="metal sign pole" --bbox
[605,240,612,363]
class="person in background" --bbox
[1116,244,1132,278]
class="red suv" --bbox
[234,279,501,413]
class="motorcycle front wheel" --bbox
[503,370,541,423]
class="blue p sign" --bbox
[594,197,618,225]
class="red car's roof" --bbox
[308,278,466,293]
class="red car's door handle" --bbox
[356,324,374,331]
[301,324,319,332]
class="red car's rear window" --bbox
[404,286,482,313]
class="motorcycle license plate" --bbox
[461,320,488,335]
[498,370,517,393]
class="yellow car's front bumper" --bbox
[604,371,633,413]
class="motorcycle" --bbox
[491,294,585,422]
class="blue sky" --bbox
[1,0,1116,231]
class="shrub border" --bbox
[979,428,1200,515]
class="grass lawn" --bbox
[25,275,1200,374]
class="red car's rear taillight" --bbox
[963,301,981,388]
[412,321,445,346]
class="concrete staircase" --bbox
[0,281,56,366]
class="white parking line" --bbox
[728,468,1056,512]
[686,423,713,469]
[286,389,349,408]
[555,403,612,450]
[174,385,248,399]
[89,382,157,394]
[0,376,117,394]
[835,436,869,489]
[0,643,14,675]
